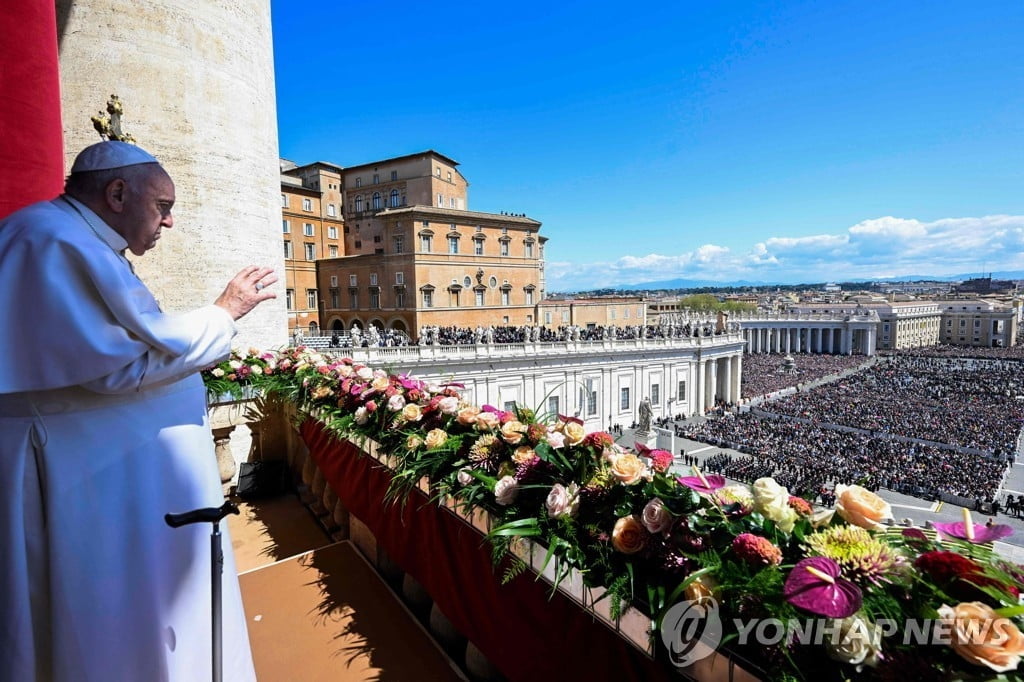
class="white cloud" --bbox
[547,215,1024,291]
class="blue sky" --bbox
[272,1,1024,291]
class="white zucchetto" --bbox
[70,141,159,174]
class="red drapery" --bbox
[0,1,64,219]
[301,419,678,682]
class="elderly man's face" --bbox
[119,166,175,256]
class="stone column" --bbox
[706,360,716,409]
[694,360,705,414]
[57,0,286,353]
[732,354,742,403]
[720,356,732,405]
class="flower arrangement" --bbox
[206,348,1024,681]
[201,347,277,402]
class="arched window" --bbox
[390,189,400,207]
[372,192,382,210]
[354,195,363,213]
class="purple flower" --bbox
[676,473,726,496]
[783,557,862,618]
[933,521,1013,544]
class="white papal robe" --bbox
[0,197,256,681]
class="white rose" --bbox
[229,360,242,370]
[438,396,460,415]
[356,366,374,381]
[337,364,354,377]
[354,406,369,425]
[457,467,475,486]
[752,477,798,532]
[250,365,263,375]
[495,476,519,506]
[387,394,406,412]
[824,616,883,671]
[211,368,225,378]
[401,403,423,422]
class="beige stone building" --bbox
[537,297,647,328]
[281,161,344,336]
[317,207,544,335]
[939,299,1018,347]
[789,301,943,350]
[307,151,544,337]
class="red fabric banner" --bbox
[0,1,64,219]
[301,419,679,682]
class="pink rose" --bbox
[642,497,673,534]
[546,483,580,518]
[495,476,519,506]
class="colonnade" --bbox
[741,323,876,356]
[693,354,742,412]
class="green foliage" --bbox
[205,346,1024,682]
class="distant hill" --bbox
[555,270,1024,295]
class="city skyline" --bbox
[272,1,1024,292]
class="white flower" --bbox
[438,396,460,415]
[545,430,566,449]
[387,394,406,412]
[824,616,883,671]
[752,477,798,532]
[457,467,474,486]
[228,360,243,370]
[356,366,374,381]
[494,476,519,506]
[250,365,263,375]
[354,406,369,425]
[211,368,225,378]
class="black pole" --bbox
[211,521,224,682]
[165,501,239,682]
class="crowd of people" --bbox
[683,352,1024,503]
[762,356,1024,454]
[684,412,1010,502]
[897,342,1024,361]
[413,321,738,345]
[740,352,871,399]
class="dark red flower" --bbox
[914,550,1018,602]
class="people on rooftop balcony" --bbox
[0,141,270,681]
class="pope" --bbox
[0,141,270,681]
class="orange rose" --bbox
[611,515,648,554]
[939,602,1024,673]
[512,446,536,464]
[834,484,892,530]
[474,411,499,431]
[500,420,527,445]
[684,574,718,606]
[610,453,646,486]
[457,406,480,426]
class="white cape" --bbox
[0,198,255,681]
